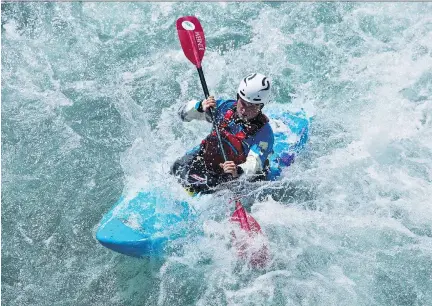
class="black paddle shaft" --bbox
[197,67,228,162]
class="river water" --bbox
[2,2,432,305]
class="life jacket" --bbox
[201,104,269,174]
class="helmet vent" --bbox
[247,73,257,81]
[259,79,270,91]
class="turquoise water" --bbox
[2,2,432,305]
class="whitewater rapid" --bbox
[2,2,431,305]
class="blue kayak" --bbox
[96,109,310,258]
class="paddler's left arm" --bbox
[237,125,275,177]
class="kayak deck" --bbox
[96,110,310,257]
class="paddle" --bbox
[176,16,269,267]
[231,199,269,268]
[176,16,227,161]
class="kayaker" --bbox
[171,73,275,194]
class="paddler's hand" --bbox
[219,161,239,178]
[202,96,216,112]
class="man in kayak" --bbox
[171,73,274,194]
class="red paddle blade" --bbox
[230,200,269,268]
[231,200,262,234]
[176,16,206,68]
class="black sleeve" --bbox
[237,166,244,176]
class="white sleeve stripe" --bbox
[178,99,206,122]
[239,151,262,175]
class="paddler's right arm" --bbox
[178,96,217,122]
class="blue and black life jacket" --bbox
[200,103,269,174]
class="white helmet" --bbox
[237,73,271,105]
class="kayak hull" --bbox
[96,110,310,257]
[96,192,193,257]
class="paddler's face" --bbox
[236,98,263,121]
